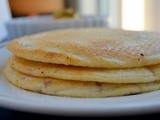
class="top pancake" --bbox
[7,28,160,68]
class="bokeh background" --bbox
[1,0,160,42]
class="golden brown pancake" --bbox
[3,64,160,98]
[9,56,156,83]
[7,28,160,68]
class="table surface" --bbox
[1,107,160,119]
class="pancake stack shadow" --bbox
[3,28,160,98]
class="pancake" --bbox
[3,64,160,98]
[10,56,156,83]
[7,28,160,68]
[149,64,160,80]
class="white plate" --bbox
[1,47,160,116]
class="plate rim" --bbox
[0,94,160,116]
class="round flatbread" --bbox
[3,64,160,98]
[7,28,160,68]
[10,56,156,83]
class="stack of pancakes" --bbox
[4,28,160,98]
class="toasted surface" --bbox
[10,56,156,83]
[3,64,160,98]
[7,28,160,68]
[149,64,160,80]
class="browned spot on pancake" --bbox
[96,82,102,92]
[45,52,57,58]
[140,53,144,56]
[44,79,52,87]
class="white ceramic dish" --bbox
[0,47,160,116]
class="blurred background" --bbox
[0,0,160,42]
